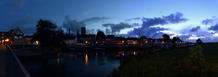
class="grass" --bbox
[109,43,218,77]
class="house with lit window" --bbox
[0,27,26,45]
[0,32,10,44]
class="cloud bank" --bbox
[102,22,132,34]
[63,16,109,34]
[190,26,201,32]
[127,12,188,38]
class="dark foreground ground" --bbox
[109,43,218,77]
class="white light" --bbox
[188,35,205,40]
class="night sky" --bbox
[1,0,218,42]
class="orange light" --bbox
[85,54,88,65]
[35,40,39,45]
[121,40,125,44]
[85,41,88,44]
[57,56,60,64]
[5,38,9,42]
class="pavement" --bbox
[0,45,30,77]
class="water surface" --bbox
[22,50,121,77]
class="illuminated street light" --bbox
[85,41,88,44]
[35,40,39,45]
[121,40,125,44]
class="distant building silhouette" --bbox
[81,27,86,36]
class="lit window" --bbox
[85,41,88,44]
[15,36,18,39]
[5,38,9,42]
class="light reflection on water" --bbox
[57,56,60,64]
[85,54,88,65]
[23,50,123,77]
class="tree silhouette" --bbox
[96,31,106,44]
[33,19,65,53]
[196,39,203,45]
[162,34,170,43]
[172,37,182,47]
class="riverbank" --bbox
[109,43,218,77]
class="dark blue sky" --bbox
[1,0,218,42]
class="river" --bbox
[20,49,127,77]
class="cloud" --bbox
[188,35,206,40]
[7,15,37,35]
[141,12,187,27]
[209,24,218,31]
[202,17,218,25]
[86,29,95,34]
[127,27,167,38]
[102,22,132,34]
[126,12,187,38]
[202,17,218,32]
[190,26,200,32]
[131,23,141,26]
[81,17,109,23]
[62,16,109,34]
[62,16,86,34]
[125,17,141,21]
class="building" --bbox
[0,27,25,45]
[81,27,86,36]
[126,38,139,46]
[0,32,10,40]
[9,27,24,40]
[9,27,25,45]
[0,32,10,44]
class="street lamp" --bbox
[35,40,39,45]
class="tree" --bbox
[33,19,65,51]
[162,34,171,43]
[172,37,182,47]
[196,39,203,45]
[96,31,106,44]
